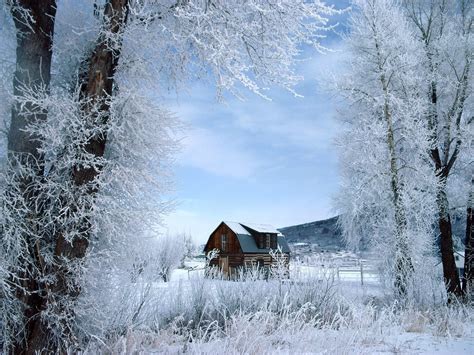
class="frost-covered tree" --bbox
[155,233,186,282]
[0,0,336,353]
[333,0,438,297]
[1,1,59,352]
[334,0,473,300]
[121,233,185,283]
[402,0,473,296]
[464,176,474,298]
[178,232,195,268]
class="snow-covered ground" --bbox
[90,259,474,354]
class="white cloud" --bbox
[178,127,263,179]
[234,106,338,153]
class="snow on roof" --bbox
[223,221,251,236]
[224,221,283,236]
[241,223,283,236]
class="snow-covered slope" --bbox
[279,215,467,254]
[278,216,349,252]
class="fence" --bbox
[336,262,379,285]
[184,258,380,285]
[291,259,379,286]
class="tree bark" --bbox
[7,1,129,353]
[52,0,130,269]
[404,0,468,299]
[426,53,463,298]
[7,1,57,354]
[9,0,56,156]
[44,0,129,350]
[431,127,462,302]
[463,177,474,299]
[54,2,129,255]
[436,176,462,297]
[74,0,129,184]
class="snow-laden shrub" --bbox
[78,254,471,353]
[80,265,347,351]
[83,295,474,354]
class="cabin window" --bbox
[266,234,271,248]
[221,234,227,252]
[271,235,277,249]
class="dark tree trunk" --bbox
[428,84,462,298]
[7,1,129,353]
[7,1,57,354]
[74,0,129,183]
[463,178,473,299]
[436,178,462,297]
[52,1,129,256]
[9,0,56,156]
[46,0,129,351]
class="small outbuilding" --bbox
[203,221,291,278]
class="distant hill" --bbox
[279,214,467,254]
[278,216,346,252]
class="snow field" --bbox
[83,260,474,354]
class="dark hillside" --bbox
[279,214,467,253]
[278,216,346,252]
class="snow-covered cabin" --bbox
[203,221,291,278]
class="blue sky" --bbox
[164,2,350,244]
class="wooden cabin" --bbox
[203,221,291,278]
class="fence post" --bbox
[360,261,364,286]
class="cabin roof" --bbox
[224,221,283,236]
[236,234,291,254]
[223,221,251,235]
[223,221,290,254]
[241,223,284,236]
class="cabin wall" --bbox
[209,252,290,279]
[243,253,290,268]
[212,254,291,267]
[205,223,241,254]
[244,254,273,267]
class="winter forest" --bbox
[0,0,473,354]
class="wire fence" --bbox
[291,259,380,286]
[185,257,381,285]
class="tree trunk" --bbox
[7,1,57,354]
[8,0,56,156]
[52,1,128,254]
[463,177,474,299]
[45,0,129,350]
[384,96,413,296]
[371,25,414,296]
[427,65,462,298]
[437,178,462,297]
[378,63,413,296]
[74,0,129,182]
[7,1,129,353]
